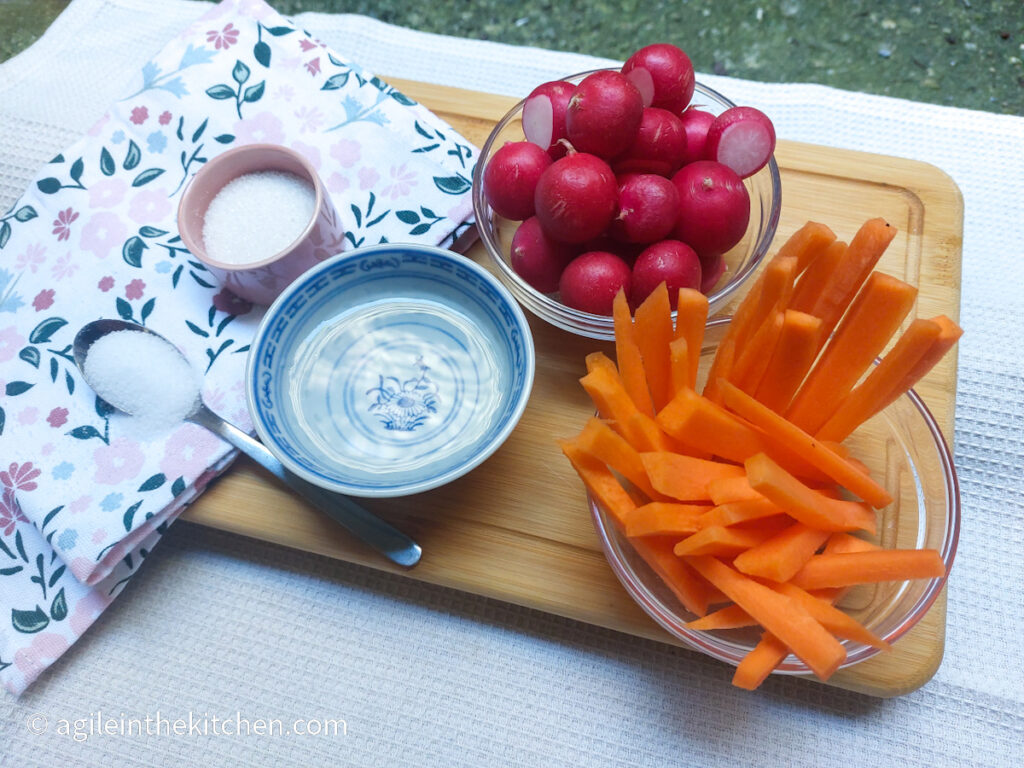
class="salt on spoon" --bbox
[82,329,201,434]
[202,170,316,265]
[73,320,423,567]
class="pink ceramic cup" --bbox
[177,144,345,305]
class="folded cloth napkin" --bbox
[0,0,476,695]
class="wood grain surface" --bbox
[181,78,963,698]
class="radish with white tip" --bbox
[704,106,777,178]
[523,80,576,159]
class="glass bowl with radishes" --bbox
[472,44,782,340]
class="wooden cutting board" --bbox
[181,78,963,698]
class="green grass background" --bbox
[1,0,1021,113]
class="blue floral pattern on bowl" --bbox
[246,244,535,498]
[367,356,439,432]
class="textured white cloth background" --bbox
[1,0,1022,765]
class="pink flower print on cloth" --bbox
[93,439,145,485]
[80,211,129,259]
[206,23,240,50]
[0,0,478,697]
[15,243,46,274]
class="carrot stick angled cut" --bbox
[816,318,942,443]
[574,417,661,500]
[613,289,655,416]
[674,288,708,389]
[634,282,676,412]
[753,310,823,414]
[625,502,706,538]
[641,451,744,501]
[805,217,899,338]
[786,271,918,434]
[790,549,946,590]
[685,555,847,680]
[770,221,837,275]
[732,522,831,582]
[744,452,878,534]
[721,381,892,509]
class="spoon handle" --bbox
[189,405,422,568]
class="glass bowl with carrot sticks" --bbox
[560,218,962,690]
[472,74,781,340]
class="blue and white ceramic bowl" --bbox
[246,244,536,497]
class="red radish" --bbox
[612,107,688,177]
[678,108,716,165]
[610,173,680,244]
[523,80,576,159]
[565,70,644,159]
[699,251,727,294]
[534,152,618,243]
[621,43,695,113]
[630,240,701,306]
[483,141,552,220]
[510,216,577,293]
[672,160,750,257]
[704,106,777,178]
[559,251,632,315]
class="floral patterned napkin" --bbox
[0,0,477,695]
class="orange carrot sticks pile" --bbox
[559,218,961,691]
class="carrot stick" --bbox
[732,531,886,688]
[880,314,964,413]
[585,351,618,377]
[806,217,899,338]
[745,453,878,533]
[732,522,831,582]
[672,525,777,557]
[622,411,675,453]
[558,440,637,528]
[791,240,846,314]
[790,549,946,589]
[697,498,782,529]
[824,532,881,555]
[733,256,798,364]
[674,288,708,389]
[580,365,670,451]
[685,555,846,680]
[625,502,707,538]
[731,310,785,394]
[786,271,918,434]
[656,387,768,463]
[669,337,690,399]
[753,310,823,414]
[816,319,942,443]
[770,581,890,650]
[635,282,675,411]
[732,633,790,690]
[641,451,744,501]
[708,476,764,505]
[721,382,892,508]
[770,221,837,274]
[575,417,661,500]
[630,536,714,616]
[684,603,757,631]
[613,289,655,416]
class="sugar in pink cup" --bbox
[177,144,345,305]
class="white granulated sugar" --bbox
[202,170,316,265]
[83,330,201,433]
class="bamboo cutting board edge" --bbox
[181,78,964,698]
